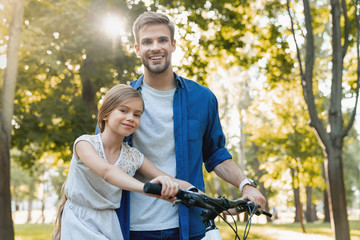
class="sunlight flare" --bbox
[103,14,126,38]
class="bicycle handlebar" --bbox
[143,182,272,218]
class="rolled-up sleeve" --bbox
[202,92,232,172]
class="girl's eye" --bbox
[134,114,141,118]
[119,109,126,113]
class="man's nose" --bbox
[151,41,160,51]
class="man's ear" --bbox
[134,43,140,58]
[171,39,176,53]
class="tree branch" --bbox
[328,0,345,144]
[301,0,329,147]
[341,0,350,57]
[287,0,304,79]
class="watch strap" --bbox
[239,178,256,192]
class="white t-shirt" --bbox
[130,81,179,231]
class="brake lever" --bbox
[173,199,194,208]
[173,197,199,208]
[173,199,182,206]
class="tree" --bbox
[0,0,25,239]
[287,0,360,239]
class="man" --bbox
[117,11,266,240]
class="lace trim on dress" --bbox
[115,142,144,177]
[76,135,143,177]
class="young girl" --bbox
[52,84,191,240]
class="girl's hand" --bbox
[150,176,179,202]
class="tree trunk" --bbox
[311,203,318,222]
[293,187,300,222]
[0,0,25,239]
[324,146,350,240]
[26,198,33,223]
[305,186,314,222]
[322,164,331,222]
[294,187,306,232]
[297,195,306,233]
[81,77,97,113]
[41,184,46,223]
[0,128,14,239]
[323,189,330,222]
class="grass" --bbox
[258,220,360,237]
[217,220,360,240]
[14,223,54,240]
[14,220,360,240]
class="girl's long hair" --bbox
[51,181,67,240]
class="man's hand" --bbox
[213,159,266,212]
[224,186,266,215]
[241,185,266,209]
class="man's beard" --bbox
[141,56,171,74]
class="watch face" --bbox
[249,178,257,187]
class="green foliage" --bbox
[245,81,325,206]
[9,0,147,168]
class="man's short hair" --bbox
[132,11,175,44]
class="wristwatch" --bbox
[239,178,257,192]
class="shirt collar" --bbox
[174,73,184,89]
[134,73,184,90]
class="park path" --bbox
[260,227,360,240]
[262,227,332,240]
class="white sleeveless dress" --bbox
[60,134,144,240]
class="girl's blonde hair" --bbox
[51,181,67,240]
[97,84,144,133]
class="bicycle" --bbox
[143,182,272,240]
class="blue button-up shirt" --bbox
[109,73,232,240]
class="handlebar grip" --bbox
[260,210,272,218]
[143,182,162,195]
